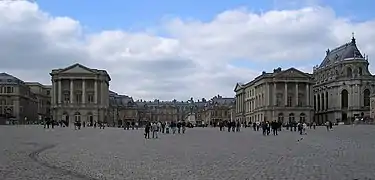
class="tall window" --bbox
[276,93,283,106]
[347,67,352,78]
[63,92,70,103]
[287,95,292,107]
[88,94,94,103]
[6,87,12,93]
[74,112,81,121]
[289,113,295,123]
[75,92,82,103]
[300,113,305,122]
[298,93,303,106]
[364,89,370,107]
[278,113,284,123]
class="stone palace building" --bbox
[235,35,375,124]
[0,73,51,125]
[312,36,375,124]
[234,68,314,125]
[50,63,111,126]
[1,63,234,126]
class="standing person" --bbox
[298,122,303,135]
[152,122,158,138]
[325,121,330,131]
[161,122,166,133]
[302,122,307,135]
[144,123,150,139]
[271,121,278,136]
[182,121,186,134]
[177,121,181,134]
[236,120,241,132]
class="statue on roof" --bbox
[351,32,356,44]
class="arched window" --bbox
[341,89,349,108]
[358,67,363,76]
[289,113,295,123]
[300,113,306,122]
[278,113,284,123]
[347,67,353,78]
[364,89,370,107]
[62,112,69,121]
[74,112,81,121]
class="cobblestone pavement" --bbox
[1,125,375,180]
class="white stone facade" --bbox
[235,68,314,125]
[50,64,110,126]
[313,37,375,124]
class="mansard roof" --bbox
[319,36,364,68]
[0,73,25,85]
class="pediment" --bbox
[274,68,311,79]
[59,64,95,75]
[234,83,243,92]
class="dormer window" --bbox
[358,67,363,75]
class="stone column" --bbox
[273,83,277,106]
[70,79,74,104]
[321,93,324,110]
[306,83,310,106]
[94,80,98,104]
[52,80,56,105]
[58,80,62,104]
[295,83,299,106]
[284,83,288,106]
[266,83,270,106]
[82,79,86,104]
[101,81,105,106]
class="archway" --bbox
[300,113,306,123]
[74,112,81,122]
[87,112,93,126]
[62,112,69,126]
[364,89,370,107]
[341,89,349,108]
[289,113,295,123]
[278,113,284,123]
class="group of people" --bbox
[217,120,242,132]
[144,121,187,139]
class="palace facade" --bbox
[235,35,375,124]
[312,36,375,124]
[50,63,111,126]
[234,68,314,124]
[0,73,51,124]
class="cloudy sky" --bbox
[1,0,375,101]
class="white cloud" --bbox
[1,1,375,100]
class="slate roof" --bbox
[319,37,364,68]
[0,73,25,85]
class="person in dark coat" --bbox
[144,123,151,139]
[271,121,278,136]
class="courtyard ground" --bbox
[0,125,374,180]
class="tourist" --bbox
[182,121,186,134]
[152,122,158,138]
[144,123,150,139]
[271,121,278,136]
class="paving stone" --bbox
[1,125,375,180]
